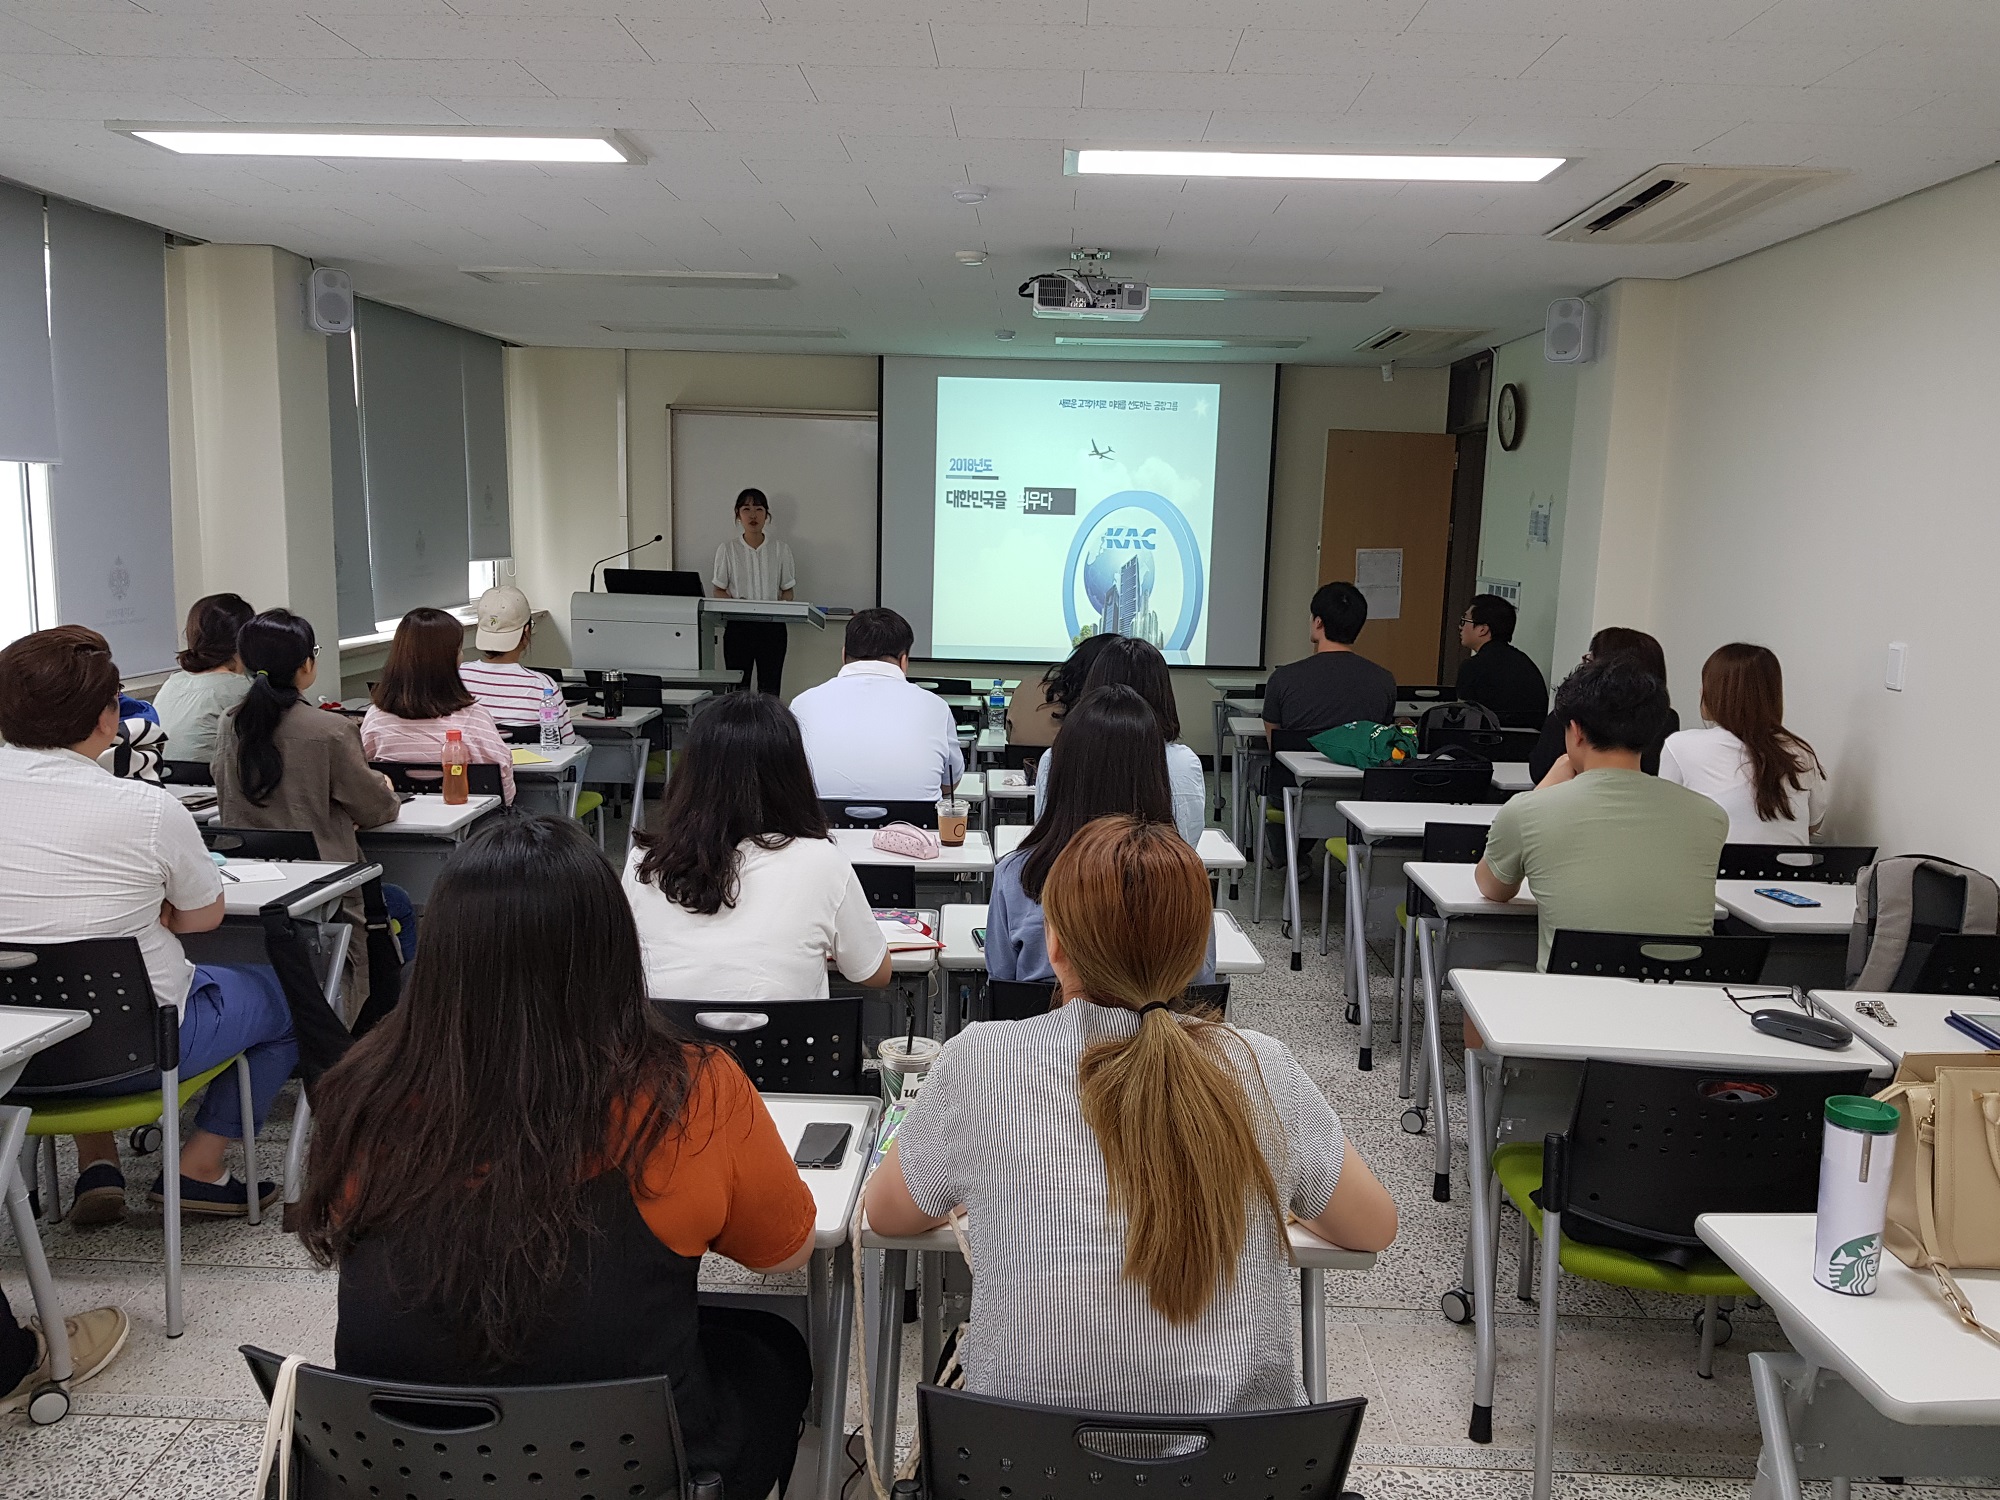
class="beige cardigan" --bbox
[213,702,403,863]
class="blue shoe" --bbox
[146,1174,280,1218]
[69,1162,127,1227]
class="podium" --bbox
[696,598,828,671]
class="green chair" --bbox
[574,789,606,847]
[1,937,261,1338]
[1491,1058,1874,1499]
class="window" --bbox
[0,460,54,650]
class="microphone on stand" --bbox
[590,534,665,592]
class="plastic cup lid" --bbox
[1825,1095,1900,1134]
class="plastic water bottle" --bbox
[440,729,469,805]
[539,680,562,754]
[987,678,1006,733]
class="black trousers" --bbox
[723,619,788,696]
[697,1304,813,1500]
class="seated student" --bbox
[1006,633,1120,749]
[1477,655,1729,970]
[0,627,295,1221]
[1454,593,1548,728]
[789,607,964,802]
[302,817,814,1500]
[623,693,891,1000]
[1660,642,1827,845]
[1527,627,1680,782]
[2,1291,127,1416]
[215,610,402,864]
[1033,636,1204,845]
[991,686,1217,986]
[1261,581,1397,741]
[458,585,577,745]
[152,592,254,760]
[361,607,514,803]
[866,815,1396,1413]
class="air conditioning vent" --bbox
[1546,166,1842,245]
[1352,327,1492,363]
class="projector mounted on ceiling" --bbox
[1020,247,1149,322]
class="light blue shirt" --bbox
[986,848,1217,986]
[1032,739,1206,847]
[791,660,967,802]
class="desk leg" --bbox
[870,1247,909,1479]
[0,1106,71,1387]
[1748,1353,1806,1500]
[625,733,648,861]
[1466,1048,1497,1445]
[920,1252,943,1384]
[1349,841,1374,1070]
[1298,1266,1327,1402]
[1419,919,1452,1203]
[1341,829,1362,1018]
[1229,738,1243,855]
[1283,787,1303,970]
[814,1242,855,1500]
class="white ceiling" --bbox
[2,0,1996,361]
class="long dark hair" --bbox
[1019,684,1171,900]
[1700,643,1822,822]
[232,610,315,804]
[298,816,706,1364]
[1038,632,1121,723]
[1082,635,1181,741]
[633,692,829,915]
[373,607,473,720]
[177,592,254,673]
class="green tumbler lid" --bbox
[1825,1095,1900,1134]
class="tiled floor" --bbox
[2,807,1997,1499]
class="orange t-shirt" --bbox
[622,1048,816,1269]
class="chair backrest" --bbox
[1359,760,1494,804]
[1547,930,1770,984]
[1717,843,1876,885]
[501,722,542,745]
[820,798,940,830]
[204,826,322,861]
[1912,933,2000,997]
[983,978,1057,1022]
[0,938,171,1095]
[1562,1059,1874,1250]
[918,1385,1366,1500]
[373,760,506,797]
[855,866,916,907]
[1426,726,1542,763]
[240,1346,694,1500]
[159,757,215,787]
[1415,700,1499,749]
[1397,683,1450,708]
[650,996,867,1093]
[1421,821,1489,864]
[1177,981,1231,1020]
[915,676,976,695]
[997,742,1044,774]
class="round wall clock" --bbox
[1497,383,1525,451]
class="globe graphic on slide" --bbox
[1082,542,1155,610]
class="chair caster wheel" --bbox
[1343,1001,1360,1025]
[1400,1107,1427,1134]
[27,1383,69,1424]
[1440,1287,1473,1325]
[130,1124,163,1156]
[1693,1309,1733,1346]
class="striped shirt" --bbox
[360,703,516,803]
[895,1001,1344,1413]
[711,534,796,602]
[459,660,579,746]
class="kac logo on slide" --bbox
[1062,491,1205,652]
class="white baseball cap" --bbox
[475,586,532,652]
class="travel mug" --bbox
[1813,1094,1901,1295]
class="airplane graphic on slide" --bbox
[1088,440,1114,460]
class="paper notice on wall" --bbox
[1355,547,1403,621]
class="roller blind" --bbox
[327,330,377,640]
[461,329,511,561]
[0,184,56,462]
[45,199,176,674]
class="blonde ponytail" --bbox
[1044,816,1288,1325]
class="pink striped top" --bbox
[361,703,516,803]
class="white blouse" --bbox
[1658,725,1827,845]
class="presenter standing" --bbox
[711,487,796,696]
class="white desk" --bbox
[1449,969,1890,1457]
[1697,1212,2000,1499]
[1225,714,1267,853]
[830,826,994,879]
[758,1093,881,1500]
[0,1005,94,1410]
[575,705,666,858]
[356,794,502,904]
[1809,989,1996,1067]
[214,859,381,920]
[509,740,594,819]
[981,767,1036,800]
[990,824,1246,878]
[1266,752,1363,962]
[972,725,1005,766]
[1716,880,1856,935]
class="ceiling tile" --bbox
[1817,44,2000,91]
[761,0,1085,19]
[313,15,651,62]
[26,13,366,58]
[1404,0,1774,39]
[1348,74,1656,119]
[0,53,296,92]
[692,99,959,137]
[517,60,814,102]
[1729,0,2000,51]
[619,20,938,68]
[1520,35,1872,87]
[1087,0,1423,26]
[1615,82,1941,129]
[1200,111,1470,146]
[437,96,713,129]
[1084,70,1367,112]
[931,23,1242,73]
[805,64,1082,107]
[241,56,552,96]
[185,91,473,125]
[950,105,1212,142]
[1229,29,1559,77]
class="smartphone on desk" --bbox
[1754,887,1821,908]
[793,1122,852,1170]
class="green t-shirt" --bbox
[1482,767,1729,969]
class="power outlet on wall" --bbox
[1885,642,1908,692]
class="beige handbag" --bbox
[1873,1052,2000,1346]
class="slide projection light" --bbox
[879,360,1278,668]
[118,124,633,163]
[1069,148,1562,183]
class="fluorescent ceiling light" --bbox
[1053,334,1306,349]
[1148,286,1381,303]
[599,324,846,339]
[115,122,634,164]
[467,268,786,288]
[1067,148,1562,183]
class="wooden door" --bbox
[1320,430,1457,685]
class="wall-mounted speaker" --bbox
[1544,296,1593,364]
[308,266,354,335]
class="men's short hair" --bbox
[1309,582,1367,645]
[1553,654,1667,754]
[734,487,768,515]
[0,626,120,748]
[1466,593,1518,644]
[844,608,914,663]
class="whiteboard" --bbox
[670,409,879,611]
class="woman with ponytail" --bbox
[215,610,401,864]
[1660,642,1827,844]
[866,815,1395,1413]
